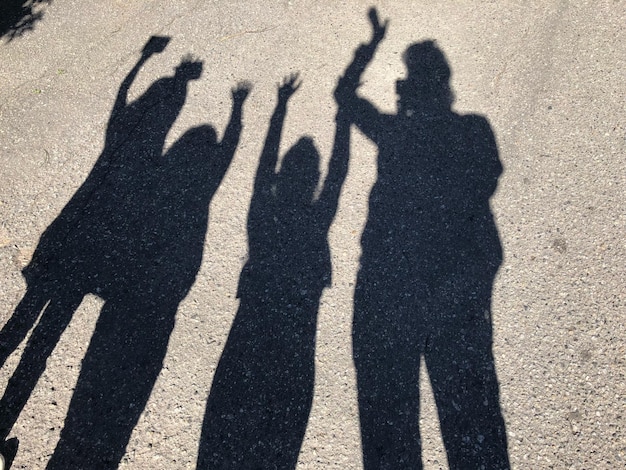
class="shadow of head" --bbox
[182,125,218,147]
[396,40,454,112]
[166,125,218,168]
[175,56,204,82]
[276,137,320,206]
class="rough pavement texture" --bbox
[0,1,624,469]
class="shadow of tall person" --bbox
[0,35,250,468]
[335,9,510,469]
[197,74,350,469]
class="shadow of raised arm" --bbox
[335,9,389,143]
[213,81,252,179]
[254,73,301,194]
[108,36,170,139]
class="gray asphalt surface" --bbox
[0,1,624,469]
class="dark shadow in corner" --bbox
[0,35,249,469]
[336,9,510,469]
[196,75,350,469]
[0,0,52,41]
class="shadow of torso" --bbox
[360,111,501,300]
[353,109,508,469]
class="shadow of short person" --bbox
[336,9,510,469]
[197,74,350,469]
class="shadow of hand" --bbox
[278,73,302,101]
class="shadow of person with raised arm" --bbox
[1,35,170,374]
[46,79,250,470]
[197,74,350,470]
[0,35,178,466]
[336,9,510,469]
[0,34,250,468]
[0,36,177,379]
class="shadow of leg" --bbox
[197,302,315,470]
[47,297,176,469]
[0,291,82,442]
[353,283,424,470]
[425,304,509,470]
[0,286,50,370]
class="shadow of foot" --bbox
[0,437,19,470]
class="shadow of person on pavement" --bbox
[0,0,52,41]
[196,74,350,469]
[0,35,250,468]
[336,8,510,469]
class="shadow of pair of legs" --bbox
[354,278,509,469]
[0,283,81,444]
[0,285,175,469]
